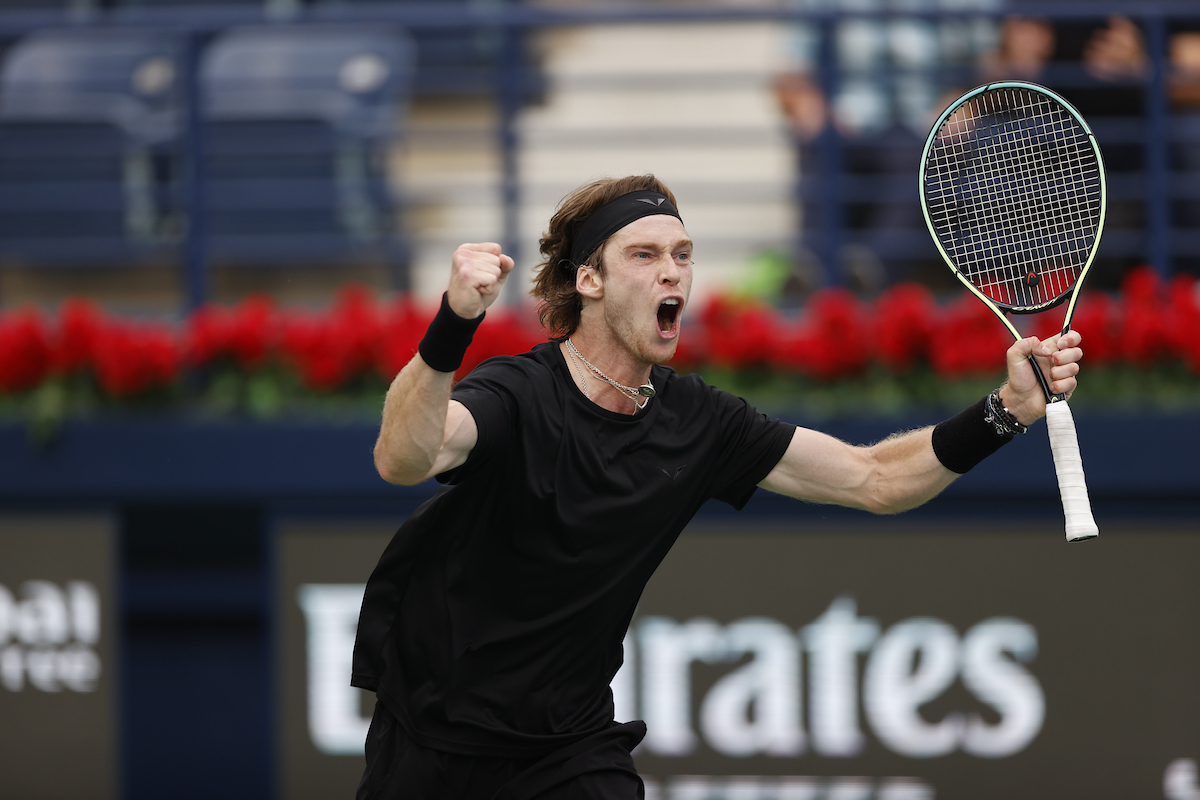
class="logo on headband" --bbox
[566,189,683,266]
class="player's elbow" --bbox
[855,462,917,515]
[376,460,429,486]
[861,491,917,516]
[374,444,432,486]
[855,485,904,516]
[859,473,940,516]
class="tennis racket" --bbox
[919,81,1105,542]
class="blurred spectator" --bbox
[776,0,998,294]
[1080,15,1149,82]
[777,8,1200,295]
[1170,30,1200,108]
[978,15,1148,288]
[979,15,1146,114]
[977,16,1055,81]
[982,15,1200,283]
[1170,28,1200,276]
[784,0,997,137]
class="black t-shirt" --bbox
[351,341,796,758]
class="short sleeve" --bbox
[436,356,528,484]
[705,386,796,509]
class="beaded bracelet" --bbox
[984,388,1029,437]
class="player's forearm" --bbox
[860,427,958,515]
[759,426,954,514]
[373,354,455,485]
[374,250,506,484]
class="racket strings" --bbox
[940,91,1098,306]
[983,94,1079,303]
[955,93,1089,305]
[957,92,1091,299]
[924,87,1103,310]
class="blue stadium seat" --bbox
[310,0,532,95]
[199,24,415,269]
[0,28,184,264]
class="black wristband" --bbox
[418,292,485,372]
[931,394,1014,474]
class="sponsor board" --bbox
[277,522,389,800]
[0,514,117,800]
[278,522,1200,800]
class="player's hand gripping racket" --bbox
[919,81,1105,542]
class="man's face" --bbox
[592,214,693,366]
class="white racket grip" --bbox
[1045,401,1099,542]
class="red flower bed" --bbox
[872,284,938,374]
[281,287,382,391]
[776,288,871,380]
[186,294,277,371]
[1,270,1197,405]
[93,319,180,398]
[0,308,53,393]
[927,294,1014,379]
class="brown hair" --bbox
[530,175,679,339]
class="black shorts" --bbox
[356,702,646,800]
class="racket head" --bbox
[919,81,1107,325]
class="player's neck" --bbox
[560,334,654,415]
[567,328,652,385]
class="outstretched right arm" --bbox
[373,242,514,485]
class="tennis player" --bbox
[353,175,1083,799]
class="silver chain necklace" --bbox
[564,340,592,399]
[565,338,655,410]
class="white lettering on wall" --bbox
[959,618,1045,757]
[648,775,934,800]
[640,617,723,756]
[699,618,804,757]
[0,581,102,693]
[804,597,880,757]
[296,584,371,755]
[299,587,1045,762]
[612,628,637,724]
[1164,758,1200,800]
[626,598,1045,760]
[863,618,963,757]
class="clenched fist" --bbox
[447,242,515,319]
[999,330,1084,425]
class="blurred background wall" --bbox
[0,1,1197,799]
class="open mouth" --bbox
[657,298,681,334]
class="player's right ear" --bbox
[576,264,604,300]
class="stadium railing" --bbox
[0,3,1195,309]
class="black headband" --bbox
[567,190,683,267]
